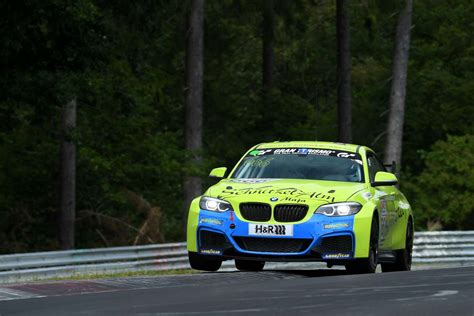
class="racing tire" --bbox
[235,259,265,272]
[188,251,222,272]
[381,218,414,272]
[345,215,379,274]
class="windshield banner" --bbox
[247,148,361,159]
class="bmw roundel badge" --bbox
[270,197,278,202]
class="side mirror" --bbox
[383,161,397,174]
[209,167,227,179]
[372,171,398,187]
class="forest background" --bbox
[0,0,473,253]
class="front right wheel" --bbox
[346,215,379,274]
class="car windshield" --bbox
[231,148,364,183]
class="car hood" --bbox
[205,178,367,209]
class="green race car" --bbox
[186,141,414,273]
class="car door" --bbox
[366,153,396,250]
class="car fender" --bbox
[353,200,377,258]
[186,196,201,252]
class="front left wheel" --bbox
[188,252,222,272]
[346,215,379,274]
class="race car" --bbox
[186,141,414,274]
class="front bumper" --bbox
[191,209,356,262]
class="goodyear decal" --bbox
[200,249,222,255]
[322,253,351,259]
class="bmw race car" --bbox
[186,141,414,273]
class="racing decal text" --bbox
[218,186,335,202]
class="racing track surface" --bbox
[0,266,473,315]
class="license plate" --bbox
[248,224,293,236]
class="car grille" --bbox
[239,203,271,222]
[317,235,353,253]
[274,204,309,222]
[234,237,312,253]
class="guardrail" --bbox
[0,231,472,284]
[413,231,474,265]
[0,243,189,284]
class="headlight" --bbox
[315,202,362,216]
[199,196,232,212]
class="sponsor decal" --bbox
[273,148,337,156]
[199,218,223,226]
[248,224,293,236]
[380,199,387,213]
[274,148,298,155]
[218,186,335,203]
[322,253,351,259]
[336,152,356,158]
[323,222,350,229]
[227,178,275,184]
[280,196,306,203]
[200,248,222,255]
[249,149,272,156]
[396,207,405,218]
[246,148,361,159]
[307,149,336,156]
[380,199,389,242]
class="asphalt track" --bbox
[0,266,473,315]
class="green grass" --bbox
[49,269,197,282]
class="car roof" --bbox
[255,141,365,153]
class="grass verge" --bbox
[49,269,197,282]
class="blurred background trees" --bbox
[336,0,353,143]
[183,0,205,234]
[0,0,473,253]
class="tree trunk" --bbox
[262,0,274,94]
[183,0,204,234]
[60,99,77,250]
[336,0,353,143]
[384,0,413,169]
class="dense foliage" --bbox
[404,135,474,230]
[0,0,473,252]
